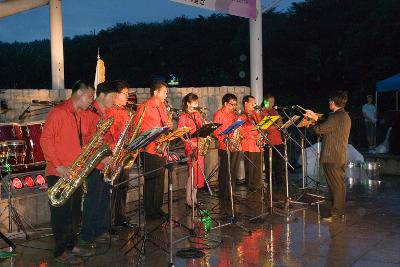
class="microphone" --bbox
[273,106,290,110]
[18,106,31,120]
[292,104,306,110]
[193,107,208,111]
[254,105,263,110]
[165,100,181,113]
[168,107,182,113]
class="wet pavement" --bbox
[1,172,400,267]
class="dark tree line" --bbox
[1,0,400,115]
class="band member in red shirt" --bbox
[134,80,172,219]
[177,93,205,207]
[239,95,263,192]
[80,82,118,248]
[40,81,95,265]
[213,93,240,201]
[107,80,136,228]
[262,94,285,191]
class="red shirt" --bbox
[213,107,238,150]
[177,111,203,151]
[239,111,262,152]
[262,108,283,145]
[105,105,130,145]
[40,98,94,177]
[85,101,115,171]
[134,97,168,156]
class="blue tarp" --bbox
[376,73,400,92]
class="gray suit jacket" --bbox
[312,108,351,165]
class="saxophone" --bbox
[155,103,173,154]
[198,136,211,156]
[103,107,146,184]
[197,109,212,156]
[228,128,243,152]
[48,117,114,207]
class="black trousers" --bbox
[218,149,240,200]
[264,144,285,190]
[143,152,165,216]
[322,163,346,215]
[47,175,82,257]
[81,169,111,242]
[244,152,262,191]
[113,167,129,224]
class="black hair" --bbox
[150,80,168,96]
[222,93,237,105]
[329,90,348,108]
[96,82,118,97]
[242,95,255,107]
[71,80,94,95]
[110,80,130,93]
[182,93,199,111]
[262,93,275,108]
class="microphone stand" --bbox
[172,131,220,249]
[209,120,251,235]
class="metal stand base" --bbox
[210,216,252,235]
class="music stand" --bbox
[209,120,251,235]
[190,123,221,196]
[259,112,308,219]
[121,127,173,260]
[280,108,325,205]
[246,115,296,221]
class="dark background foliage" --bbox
[1,0,400,143]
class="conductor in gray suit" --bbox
[305,91,351,222]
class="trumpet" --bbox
[293,105,323,127]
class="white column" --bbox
[49,0,65,89]
[249,0,263,104]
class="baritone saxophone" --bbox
[47,117,114,207]
[103,106,146,184]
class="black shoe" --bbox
[117,221,138,229]
[145,213,162,220]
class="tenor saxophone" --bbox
[228,128,243,152]
[48,117,114,207]
[155,105,173,154]
[103,106,146,184]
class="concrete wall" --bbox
[0,86,250,123]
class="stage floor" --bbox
[0,174,400,267]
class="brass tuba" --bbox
[48,117,114,207]
[103,106,146,184]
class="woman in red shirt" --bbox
[177,93,205,207]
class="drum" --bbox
[0,123,23,141]
[0,140,26,165]
[20,121,45,164]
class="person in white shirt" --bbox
[362,95,377,151]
